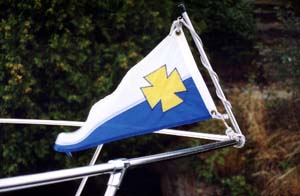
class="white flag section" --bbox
[54,30,217,152]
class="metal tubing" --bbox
[0,118,229,141]
[156,129,229,141]
[0,163,118,192]
[104,172,124,196]
[0,140,237,193]
[0,118,84,127]
[75,144,103,196]
[128,139,237,166]
[104,160,129,196]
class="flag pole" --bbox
[0,118,230,141]
[0,139,237,194]
[0,118,84,126]
[178,3,245,147]
[0,118,230,196]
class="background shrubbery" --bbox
[0,0,255,175]
[1,0,299,196]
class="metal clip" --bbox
[169,17,182,36]
[226,128,245,148]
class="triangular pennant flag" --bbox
[54,30,217,152]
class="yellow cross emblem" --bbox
[141,65,187,112]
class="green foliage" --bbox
[183,0,256,65]
[222,175,257,196]
[196,148,229,182]
[268,4,300,95]
[0,0,255,177]
[272,42,300,96]
[0,0,173,176]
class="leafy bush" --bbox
[0,0,173,176]
[222,175,257,196]
[184,0,256,72]
[0,0,255,176]
[264,3,300,95]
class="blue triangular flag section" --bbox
[54,30,217,152]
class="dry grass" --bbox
[229,86,300,196]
